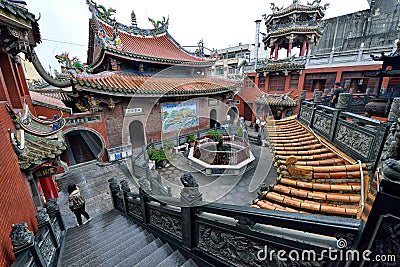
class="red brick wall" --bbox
[0,103,38,267]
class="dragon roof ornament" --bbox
[86,0,169,37]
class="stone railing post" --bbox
[45,198,65,232]
[180,173,202,249]
[37,207,59,248]
[323,89,330,106]
[297,90,307,120]
[336,93,351,111]
[108,178,120,209]
[388,97,400,123]
[138,177,151,224]
[120,180,131,214]
[10,222,45,267]
[313,90,322,104]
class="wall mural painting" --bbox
[161,102,199,133]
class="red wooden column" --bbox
[270,46,274,59]
[288,41,293,57]
[274,42,279,60]
[300,37,307,56]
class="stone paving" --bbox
[157,142,277,206]
[56,140,277,229]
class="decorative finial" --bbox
[131,10,137,27]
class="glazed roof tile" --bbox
[30,91,67,109]
[91,19,212,67]
[7,101,67,169]
[254,116,368,218]
[72,72,240,97]
[255,93,297,107]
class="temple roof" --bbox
[257,61,305,73]
[0,0,41,45]
[255,92,297,107]
[265,1,326,24]
[72,72,240,97]
[7,101,67,170]
[30,91,71,112]
[87,1,213,68]
[253,117,366,218]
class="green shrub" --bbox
[187,134,196,143]
[207,130,222,141]
[150,149,171,162]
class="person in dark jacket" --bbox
[68,184,91,227]
[331,82,344,108]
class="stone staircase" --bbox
[58,210,199,267]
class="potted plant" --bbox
[150,149,171,168]
[187,134,196,147]
[207,130,222,142]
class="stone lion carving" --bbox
[180,173,198,187]
[9,222,34,251]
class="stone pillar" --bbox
[349,88,354,95]
[336,93,351,110]
[180,173,202,249]
[120,180,131,214]
[45,198,65,231]
[108,178,121,209]
[300,90,307,101]
[388,97,400,123]
[37,207,59,248]
[313,90,322,104]
[324,89,330,97]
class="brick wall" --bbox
[0,102,38,267]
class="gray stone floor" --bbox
[56,141,277,229]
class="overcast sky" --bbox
[27,0,370,73]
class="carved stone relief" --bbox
[300,106,313,123]
[9,222,34,252]
[149,209,182,239]
[39,233,55,266]
[313,113,332,136]
[336,124,373,158]
[127,201,142,220]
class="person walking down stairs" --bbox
[68,184,91,227]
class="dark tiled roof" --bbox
[72,72,240,97]
[30,91,68,109]
[91,19,212,66]
[253,117,368,218]
[7,102,67,169]
[257,62,305,73]
[255,93,297,107]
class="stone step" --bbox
[181,259,199,267]
[66,210,124,238]
[63,222,140,262]
[70,227,144,266]
[99,233,157,267]
[64,216,136,252]
[80,229,153,267]
[156,250,187,267]
[133,243,174,267]
[114,238,164,267]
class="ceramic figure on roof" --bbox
[55,52,92,74]
[87,0,116,22]
[270,3,282,12]
[307,0,321,5]
[148,16,169,30]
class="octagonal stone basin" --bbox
[188,136,255,176]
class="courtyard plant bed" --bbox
[149,149,171,168]
[207,130,223,141]
[187,133,196,147]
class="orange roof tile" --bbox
[72,72,240,97]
